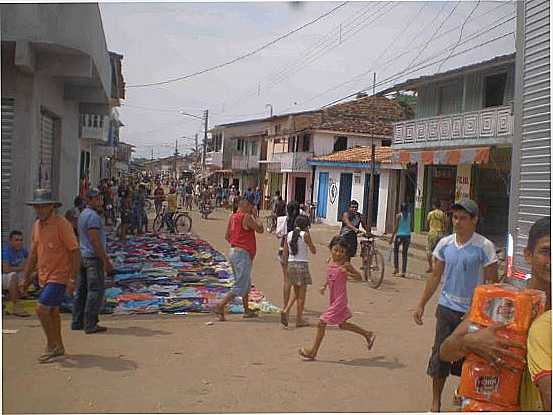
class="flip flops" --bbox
[295,319,310,328]
[212,306,226,321]
[242,310,258,319]
[366,333,376,351]
[298,348,316,361]
[38,346,65,364]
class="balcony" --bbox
[232,154,260,171]
[270,151,313,173]
[205,151,223,169]
[80,114,110,142]
[392,105,513,149]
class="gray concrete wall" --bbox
[1,3,111,99]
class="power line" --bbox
[321,30,514,108]
[126,2,348,88]
[283,4,514,111]
[436,0,481,72]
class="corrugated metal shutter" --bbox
[511,0,550,272]
[39,112,55,190]
[1,97,15,240]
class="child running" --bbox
[299,236,376,360]
[281,215,316,328]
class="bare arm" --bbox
[2,260,25,273]
[69,248,80,283]
[304,231,317,255]
[243,214,264,233]
[21,243,38,289]
[537,376,552,412]
[390,214,401,242]
[343,262,362,281]
[88,229,109,263]
[341,212,359,233]
[224,218,231,243]
[282,240,289,267]
[413,259,445,325]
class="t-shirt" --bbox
[166,193,178,212]
[427,209,446,235]
[78,207,107,258]
[520,310,552,411]
[433,233,498,313]
[1,245,29,268]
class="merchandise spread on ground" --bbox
[105,233,279,315]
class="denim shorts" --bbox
[229,248,253,298]
[38,282,67,307]
[427,304,465,378]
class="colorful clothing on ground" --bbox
[31,214,79,287]
[520,310,552,411]
[432,233,497,313]
[320,263,351,325]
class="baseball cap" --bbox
[86,188,101,199]
[451,198,479,217]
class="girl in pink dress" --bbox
[299,236,376,360]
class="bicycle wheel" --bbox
[366,250,385,289]
[175,214,192,233]
[153,215,163,233]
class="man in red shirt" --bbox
[213,196,263,321]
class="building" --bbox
[111,142,135,179]
[1,3,114,240]
[308,146,404,234]
[508,0,550,273]
[384,53,516,242]
[143,155,193,180]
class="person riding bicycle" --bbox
[153,183,165,215]
[339,200,369,259]
[162,188,178,232]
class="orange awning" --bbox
[393,147,490,165]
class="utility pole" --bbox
[202,110,208,170]
[195,133,199,167]
[174,139,179,179]
[366,73,377,233]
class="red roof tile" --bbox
[312,146,393,164]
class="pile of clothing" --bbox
[105,234,279,315]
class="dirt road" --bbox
[2,208,458,413]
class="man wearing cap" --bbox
[412,198,499,412]
[20,189,80,363]
[72,188,113,334]
[213,196,264,321]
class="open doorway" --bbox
[294,177,306,204]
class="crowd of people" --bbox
[2,178,550,411]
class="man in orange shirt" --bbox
[21,189,80,363]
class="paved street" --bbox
[3,207,458,413]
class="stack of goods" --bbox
[106,234,279,315]
[459,284,546,411]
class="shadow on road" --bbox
[59,354,138,371]
[104,326,171,337]
[325,355,406,369]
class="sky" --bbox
[99,1,517,159]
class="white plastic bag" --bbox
[275,216,288,238]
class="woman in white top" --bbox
[281,215,316,328]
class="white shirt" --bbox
[287,231,309,262]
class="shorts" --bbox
[2,271,23,290]
[38,282,67,307]
[427,232,444,256]
[343,233,358,258]
[427,304,465,378]
[287,262,312,286]
[229,248,253,298]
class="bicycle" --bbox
[265,213,277,233]
[153,205,192,234]
[359,233,385,289]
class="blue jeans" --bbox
[72,257,105,330]
[229,248,253,298]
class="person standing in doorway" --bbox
[213,197,264,321]
[72,188,113,334]
[390,203,412,278]
[412,199,498,412]
[426,200,447,273]
[20,189,80,363]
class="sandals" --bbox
[295,320,310,328]
[38,346,65,364]
[212,306,226,321]
[280,312,289,327]
[242,310,258,319]
[298,348,316,361]
[366,333,376,351]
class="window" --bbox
[237,139,243,152]
[275,124,281,135]
[288,136,297,152]
[484,73,507,108]
[334,136,347,152]
[302,134,311,152]
[93,115,98,128]
[251,142,258,156]
[438,81,462,115]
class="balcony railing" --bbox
[205,151,223,168]
[271,151,313,173]
[232,154,260,171]
[80,114,110,142]
[393,105,513,146]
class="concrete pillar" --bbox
[376,170,390,234]
[414,163,425,232]
[58,99,80,210]
[386,170,399,233]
